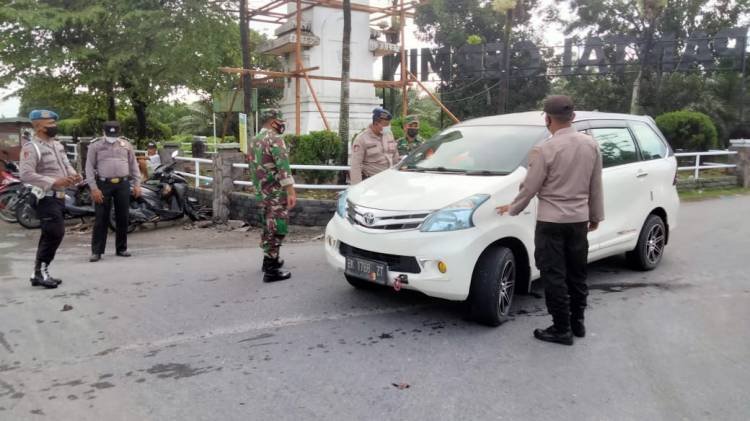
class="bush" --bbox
[121,116,173,144]
[655,111,719,151]
[283,130,343,184]
[57,116,103,138]
[389,117,440,141]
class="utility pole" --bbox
[240,0,254,134]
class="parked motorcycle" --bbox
[0,159,22,222]
[14,182,95,229]
[110,151,207,232]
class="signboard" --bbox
[239,113,248,154]
[212,89,258,113]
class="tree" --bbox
[415,0,548,119]
[0,0,253,139]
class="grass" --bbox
[678,187,750,202]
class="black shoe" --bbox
[116,251,131,257]
[90,254,101,262]
[533,325,574,346]
[29,263,59,289]
[571,319,586,338]
[263,268,291,283]
[261,256,285,273]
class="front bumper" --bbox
[324,215,487,301]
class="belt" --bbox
[45,190,66,199]
[98,176,130,184]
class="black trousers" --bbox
[36,197,66,265]
[534,221,590,330]
[92,179,130,255]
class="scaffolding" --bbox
[219,0,459,136]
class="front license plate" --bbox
[345,257,388,285]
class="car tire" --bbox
[345,274,380,290]
[469,246,516,326]
[626,214,666,271]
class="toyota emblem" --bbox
[363,212,375,226]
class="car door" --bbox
[586,123,645,256]
[628,120,678,219]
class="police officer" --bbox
[20,110,82,289]
[250,109,297,282]
[497,95,604,346]
[396,114,425,157]
[86,121,142,262]
[349,107,400,184]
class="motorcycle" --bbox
[0,160,22,222]
[14,182,95,229]
[111,151,208,232]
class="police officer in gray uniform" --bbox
[86,121,142,262]
[20,109,82,289]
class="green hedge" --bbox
[283,130,343,184]
[655,111,719,151]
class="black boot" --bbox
[261,256,285,273]
[533,325,574,345]
[30,261,60,289]
[263,257,291,282]
[571,314,585,338]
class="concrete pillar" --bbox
[730,139,750,188]
[212,143,244,222]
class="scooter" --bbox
[111,151,207,232]
[14,182,95,229]
[0,160,22,222]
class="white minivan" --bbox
[324,111,679,325]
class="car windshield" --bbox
[399,125,548,174]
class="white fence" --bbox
[174,156,349,190]
[674,150,738,179]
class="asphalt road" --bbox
[1,196,749,420]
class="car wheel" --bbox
[627,214,666,271]
[469,246,516,326]
[345,274,380,290]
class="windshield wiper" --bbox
[464,170,510,176]
[417,166,467,173]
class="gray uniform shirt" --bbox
[85,137,141,189]
[509,126,604,224]
[19,135,77,192]
[349,125,400,184]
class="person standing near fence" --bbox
[20,109,82,289]
[497,95,604,346]
[86,121,142,262]
[349,107,400,184]
[250,109,297,283]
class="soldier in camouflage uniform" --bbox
[396,114,425,157]
[249,109,297,282]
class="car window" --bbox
[399,125,548,174]
[631,122,667,160]
[589,128,639,168]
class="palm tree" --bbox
[338,0,352,175]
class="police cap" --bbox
[372,107,392,122]
[28,109,59,121]
[103,121,122,137]
[543,95,575,119]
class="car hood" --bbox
[347,168,521,211]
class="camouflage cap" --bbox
[260,108,285,123]
[404,115,420,125]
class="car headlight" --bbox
[420,194,489,232]
[336,189,348,218]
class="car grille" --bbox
[339,242,421,274]
[346,202,431,231]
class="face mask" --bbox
[273,121,286,134]
[44,126,58,137]
[406,128,419,137]
[105,136,118,143]
[382,126,392,136]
